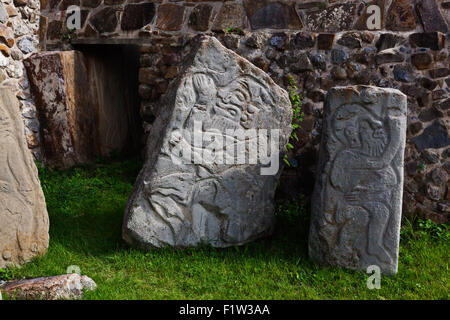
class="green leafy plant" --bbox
[224,27,245,35]
[418,163,426,173]
[284,76,304,166]
[0,268,16,281]
[61,27,78,43]
[417,219,449,241]
[401,217,449,242]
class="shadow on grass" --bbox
[41,156,311,264]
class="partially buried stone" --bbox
[123,36,292,248]
[0,87,49,268]
[309,86,407,275]
[0,274,96,300]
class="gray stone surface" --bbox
[0,87,49,268]
[123,36,292,248]
[309,86,407,275]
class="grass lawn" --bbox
[1,158,448,300]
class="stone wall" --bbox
[37,0,450,223]
[0,0,41,160]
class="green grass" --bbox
[1,158,449,300]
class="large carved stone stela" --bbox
[0,88,49,267]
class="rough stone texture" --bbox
[24,50,142,168]
[416,0,448,33]
[244,0,303,30]
[0,0,41,160]
[123,36,292,248]
[156,3,186,31]
[212,2,246,32]
[0,274,97,300]
[0,87,49,268]
[409,32,445,50]
[386,0,416,31]
[24,51,95,168]
[304,2,356,32]
[90,7,118,34]
[188,4,213,32]
[121,3,156,31]
[309,86,407,275]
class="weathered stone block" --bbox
[244,0,303,30]
[416,0,448,33]
[386,0,416,31]
[304,2,356,32]
[0,87,49,268]
[24,50,141,168]
[409,32,445,50]
[212,2,246,31]
[90,7,118,34]
[317,33,335,50]
[121,3,156,31]
[156,3,186,31]
[123,36,292,248]
[309,86,407,275]
[412,120,450,151]
[188,4,213,32]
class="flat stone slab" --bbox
[309,86,407,275]
[0,87,49,268]
[0,274,97,300]
[123,36,292,248]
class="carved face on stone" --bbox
[359,118,387,157]
[334,104,388,157]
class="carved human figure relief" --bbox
[123,36,292,248]
[309,86,407,275]
[0,87,49,268]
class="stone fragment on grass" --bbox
[0,274,97,300]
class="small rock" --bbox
[408,121,423,136]
[422,149,440,164]
[0,4,8,24]
[331,66,347,80]
[412,120,450,151]
[420,77,438,90]
[409,32,445,50]
[331,48,349,65]
[375,49,404,65]
[290,52,313,72]
[310,53,327,71]
[376,33,405,51]
[270,33,288,50]
[429,68,450,79]
[411,52,433,70]
[317,33,335,50]
[416,0,448,33]
[393,65,414,82]
[245,33,264,49]
[17,36,34,54]
[337,32,362,49]
[188,4,213,32]
[290,32,315,50]
[386,0,416,31]
[0,274,97,300]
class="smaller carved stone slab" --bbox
[309,86,407,275]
